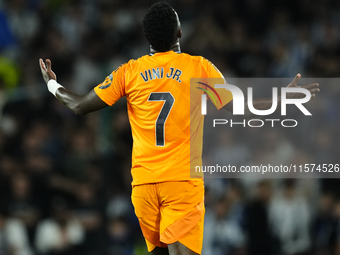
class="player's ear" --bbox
[178,29,182,39]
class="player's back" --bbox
[127,51,206,186]
[94,51,230,186]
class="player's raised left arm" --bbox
[39,58,108,115]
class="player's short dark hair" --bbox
[143,2,178,52]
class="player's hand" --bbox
[39,58,57,84]
[286,73,320,98]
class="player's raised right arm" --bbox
[39,58,108,115]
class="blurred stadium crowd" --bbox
[0,0,340,254]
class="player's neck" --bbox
[150,41,181,54]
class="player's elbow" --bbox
[72,103,88,115]
[74,109,84,115]
[74,107,87,115]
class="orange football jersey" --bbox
[94,51,232,186]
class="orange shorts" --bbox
[131,180,205,254]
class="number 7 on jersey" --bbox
[148,92,175,147]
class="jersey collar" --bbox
[149,50,181,56]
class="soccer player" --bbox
[39,2,319,255]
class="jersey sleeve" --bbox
[94,64,126,106]
[204,59,233,110]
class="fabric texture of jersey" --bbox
[94,51,233,186]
